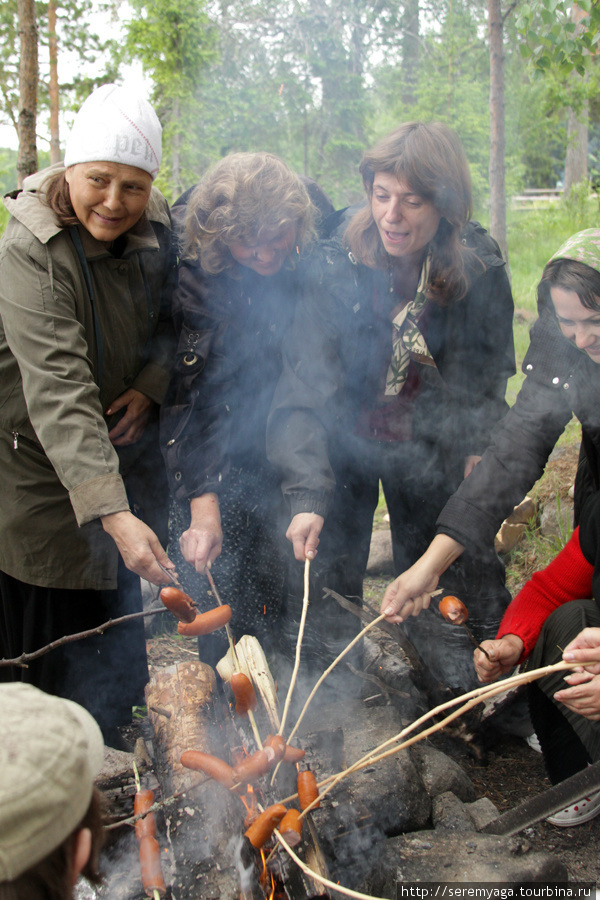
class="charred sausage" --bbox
[159,586,196,623]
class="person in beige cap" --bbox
[0,84,177,749]
[0,683,106,899]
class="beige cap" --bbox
[0,684,104,881]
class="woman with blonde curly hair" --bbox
[161,151,332,664]
[267,122,515,690]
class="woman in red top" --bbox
[475,491,600,826]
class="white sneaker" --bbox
[525,732,542,753]
[546,789,600,827]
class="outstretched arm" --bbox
[381,534,465,622]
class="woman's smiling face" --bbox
[371,172,441,262]
[551,285,600,362]
[65,162,152,242]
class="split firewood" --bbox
[217,634,280,732]
[204,566,263,748]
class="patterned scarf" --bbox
[549,228,600,269]
[385,254,437,396]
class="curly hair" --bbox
[538,257,600,313]
[345,121,478,303]
[183,152,316,274]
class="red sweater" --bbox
[497,527,594,659]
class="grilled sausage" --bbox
[278,808,303,847]
[134,788,156,841]
[230,672,257,715]
[244,803,287,849]
[177,604,232,636]
[283,743,306,763]
[297,770,320,810]
[159,586,196,623]
[139,835,166,896]
[180,750,238,790]
[232,748,274,784]
[439,594,469,625]
[263,734,286,763]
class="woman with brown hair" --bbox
[161,152,331,665]
[267,121,515,689]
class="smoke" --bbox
[231,834,255,894]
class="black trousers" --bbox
[0,559,148,733]
[526,598,600,783]
[283,435,510,690]
[168,464,289,669]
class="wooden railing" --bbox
[511,187,563,210]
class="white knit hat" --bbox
[0,683,105,882]
[64,83,162,179]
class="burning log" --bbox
[144,660,245,899]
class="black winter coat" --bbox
[437,305,600,550]
[267,221,516,518]
[160,259,300,502]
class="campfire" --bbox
[77,563,583,899]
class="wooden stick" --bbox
[285,613,387,744]
[278,558,311,737]
[204,566,263,749]
[275,829,388,900]
[0,607,167,668]
[298,659,577,816]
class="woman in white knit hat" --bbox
[0,84,177,749]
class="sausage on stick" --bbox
[177,604,232,636]
[132,762,166,899]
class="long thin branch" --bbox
[285,613,386,744]
[275,829,387,900]
[278,558,311,737]
[0,607,167,668]
[275,659,577,809]
[299,660,576,816]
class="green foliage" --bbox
[517,0,600,78]
[123,0,218,200]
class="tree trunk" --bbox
[401,0,420,107]
[17,0,38,186]
[563,6,589,197]
[48,0,60,165]
[564,97,588,195]
[488,0,508,266]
